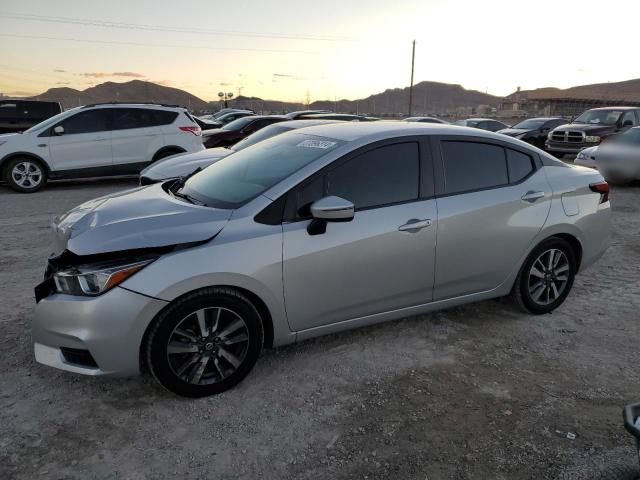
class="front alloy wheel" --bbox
[5,158,47,193]
[147,288,263,397]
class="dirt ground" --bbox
[1,177,639,480]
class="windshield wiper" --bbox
[171,189,203,205]
[174,167,202,190]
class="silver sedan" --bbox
[33,122,611,397]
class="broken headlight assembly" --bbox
[53,258,156,296]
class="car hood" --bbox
[497,128,529,136]
[555,123,615,134]
[140,148,232,180]
[51,183,232,256]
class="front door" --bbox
[432,137,552,300]
[282,140,437,332]
[48,108,113,175]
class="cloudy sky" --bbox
[1,0,638,103]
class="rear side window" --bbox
[327,142,419,209]
[153,109,179,125]
[441,141,508,194]
[506,149,534,183]
[58,109,110,134]
[112,108,156,130]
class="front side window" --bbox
[327,142,420,209]
[57,109,110,135]
[441,141,508,194]
[620,111,637,127]
[182,133,344,208]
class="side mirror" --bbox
[622,120,634,128]
[53,125,65,135]
[307,196,354,235]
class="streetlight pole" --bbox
[408,40,416,117]
[218,91,234,109]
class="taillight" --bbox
[589,181,610,203]
[179,126,201,136]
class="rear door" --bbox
[47,108,113,175]
[432,136,551,300]
[111,108,164,174]
[282,138,438,332]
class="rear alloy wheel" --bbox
[146,288,263,397]
[511,237,577,314]
[5,157,47,193]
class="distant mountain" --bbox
[29,80,210,110]
[28,79,501,115]
[507,79,640,102]
[234,81,502,115]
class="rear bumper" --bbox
[33,286,168,376]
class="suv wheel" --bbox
[146,287,263,397]
[4,157,47,193]
[511,237,577,314]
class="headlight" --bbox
[547,132,554,140]
[585,135,601,143]
[54,258,154,296]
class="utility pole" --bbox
[408,40,416,116]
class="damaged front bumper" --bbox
[33,286,168,376]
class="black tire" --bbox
[146,287,264,397]
[3,157,47,193]
[556,462,640,480]
[511,237,577,314]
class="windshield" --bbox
[181,133,344,208]
[223,117,255,131]
[232,124,292,151]
[454,120,466,126]
[512,119,546,129]
[23,109,78,133]
[574,110,623,125]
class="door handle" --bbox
[521,190,545,202]
[398,218,432,232]
[94,138,108,142]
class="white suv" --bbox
[0,103,204,193]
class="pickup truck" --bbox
[0,100,62,133]
[545,106,640,156]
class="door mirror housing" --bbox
[622,120,634,128]
[307,196,355,235]
[310,196,355,221]
[53,125,65,135]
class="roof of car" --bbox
[588,106,639,111]
[291,120,514,142]
[244,115,289,120]
[280,119,343,128]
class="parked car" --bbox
[284,110,331,119]
[34,122,610,397]
[453,118,509,132]
[202,115,288,148]
[298,113,377,122]
[140,119,341,184]
[0,103,204,192]
[545,107,640,157]
[404,116,448,124]
[497,117,567,149]
[0,100,62,133]
[574,146,599,169]
[193,116,224,131]
[589,127,640,184]
[214,110,255,126]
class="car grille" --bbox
[551,130,585,143]
[60,347,98,368]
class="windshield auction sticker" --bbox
[296,139,337,149]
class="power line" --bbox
[0,12,356,42]
[0,33,318,54]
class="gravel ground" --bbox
[1,177,639,480]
